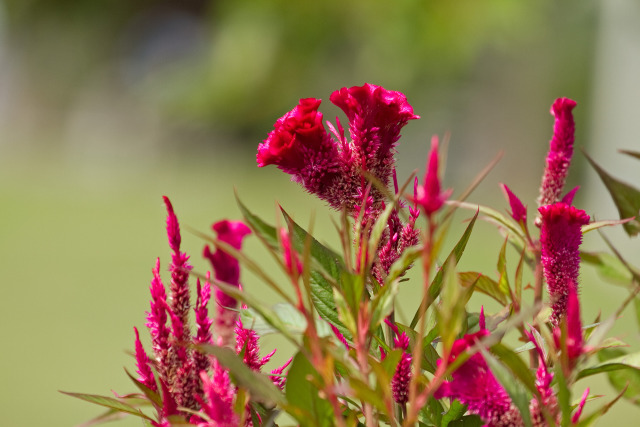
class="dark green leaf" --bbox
[285,352,333,427]
[584,152,640,236]
[309,271,352,342]
[198,345,286,405]
[124,369,162,408]
[410,211,479,328]
[489,343,538,396]
[448,415,483,427]
[60,391,153,420]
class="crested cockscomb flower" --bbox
[414,136,452,218]
[134,327,157,392]
[330,83,419,189]
[257,98,345,209]
[539,202,590,325]
[203,220,251,346]
[501,183,527,224]
[258,84,419,213]
[536,98,578,224]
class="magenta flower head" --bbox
[434,326,524,426]
[203,220,251,346]
[539,202,590,325]
[414,136,452,217]
[536,98,578,221]
[330,83,419,187]
[500,184,527,224]
[391,332,412,405]
[257,98,343,205]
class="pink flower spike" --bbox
[537,98,578,214]
[146,259,171,380]
[235,319,274,372]
[270,357,293,391]
[572,388,590,424]
[500,184,527,224]
[133,327,157,392]
[414,136,452,217]
[162,196,181,253]
[553,285,585,369]
[195,364,238,426]
[539,203,590,325]
[479,306,486,331]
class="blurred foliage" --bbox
[2,0,598,142]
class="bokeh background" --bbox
[1,0,639,425]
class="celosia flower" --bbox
[258,84,419,213]
[434,325,523,426]
[539,202,590,325]
[553,285,585,370]
[500,184,527,224]
[536,98,578,217]
[572,388,590,424]
[391,332,412,404]
[193,363,239,427]
[257,98,344,208]
[203,220,251,346]
[235,319,275,372]
[193,277,213,380]
[146,258,171,382]
[414,136,452,218]
[269,357,293,391]
[330,83,419,188]
[133,327,157,392]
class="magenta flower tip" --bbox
[561,186,580,205]
[551,97,577,117]
[572,388,589,424]
[162,196,181,253]
[500,184,527,223]
[414,136,451,216]
[329,83,419,124]
[479,306,486,331]
[553,285,585,368]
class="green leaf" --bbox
[285,352,333,427]
[496,238,512,299]
[240,303,332,337]
[198,345,286,405]
[386,244,423,285]
[438,258,467,352]
[410,210,479,328]
[370,279,399,331]
[211,280,299,345]
[441,399,467,427]
[448,415,483,427]
[124,369,162,408]
[580,251,633,285]
[447,201,525,243]
[577,350,640,380]
[60,391,153,420]
[584,152,640,236]
[236,195,279,250]
[597,348,640,405]
[280,207,344,281]
[489,343,538,396]
[459,272,507,305]
[309,270,352,342]
[481,348,533,427]
[582,218,635,234]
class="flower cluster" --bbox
[134,197,290,426]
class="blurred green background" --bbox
[1,0,639,425]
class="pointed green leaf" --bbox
[577,350,640,380]
[198,345,286,405]
[411,211,479,328]
[236,195,279,250]
[124,369,162,408]
[370,279,399,330]
[496,238,512,298]
[580,251,633,285]
[285,352,333,427]
[459,272,508,305]
[597,348,640,405]
[386,245,423,285]
[441,400,468,427]
[584,152,640,236]
[60,391,153,420]
[309,271,352,341]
